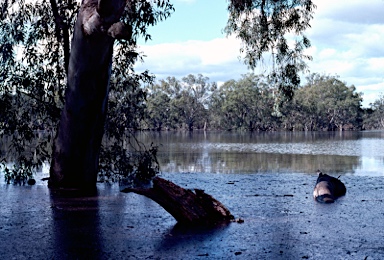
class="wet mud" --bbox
[0,172,383,259]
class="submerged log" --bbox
[121,177,234,225]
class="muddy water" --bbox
[1,172,384,259]
[1,131,384,259]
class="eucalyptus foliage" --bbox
[281,74,363,131]
[363,94,384,130]
[145,74,215,131]
[226,0,316,99]
[144,73,364,132]
[209,73,278,131]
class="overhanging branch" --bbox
[49,0,70,73]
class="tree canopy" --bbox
[282,74,363,131]
[142,73,364,132]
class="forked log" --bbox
[121,177,234,225]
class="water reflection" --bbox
[157,223,229,255]
[158,152,360,175]
[135,131,384,176]
[50,189,104,259]
[2,131,384,177]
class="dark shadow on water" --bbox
[49,189,105,259]
[157,221,230,252]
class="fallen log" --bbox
[120,177,234,225]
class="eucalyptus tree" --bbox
[145,79,173,131]
[280,78,320,131]
[209,73,276,131]
[210,78,254,130]
[0,0,173,188]
[175,74,214,131]
[50,1,176,189]
[280,87,316,131]
[291,74,363,131]
[364,94,384,129]
[144,76,181,130]
[146,74,214,131]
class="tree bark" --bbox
[121,177,234,225]
[49,0,131,190]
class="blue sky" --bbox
[138,0,228,43]
[135,0,384,107]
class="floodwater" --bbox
[1,131,384,259]
[139,130,384,176]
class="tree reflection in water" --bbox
[135,131,384,176]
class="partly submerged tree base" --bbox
[121,177,234,226]
[48,183,99,197]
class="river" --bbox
[134,130,384,176]
[2,130,384,179]
[1,131,384,259]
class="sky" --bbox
[134,0,384,107]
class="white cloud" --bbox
[314,0,384,25]
[135,36,251,82]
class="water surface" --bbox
[2,131,384,178]
[1,131,384,259]
[136,131,384,176]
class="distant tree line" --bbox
[2,73,383,134]
[135,73,381,132]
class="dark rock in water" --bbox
[27,179,36,185]
[313,171,346,203]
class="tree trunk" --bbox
[121,177,234,225]
[49,0,131,190]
